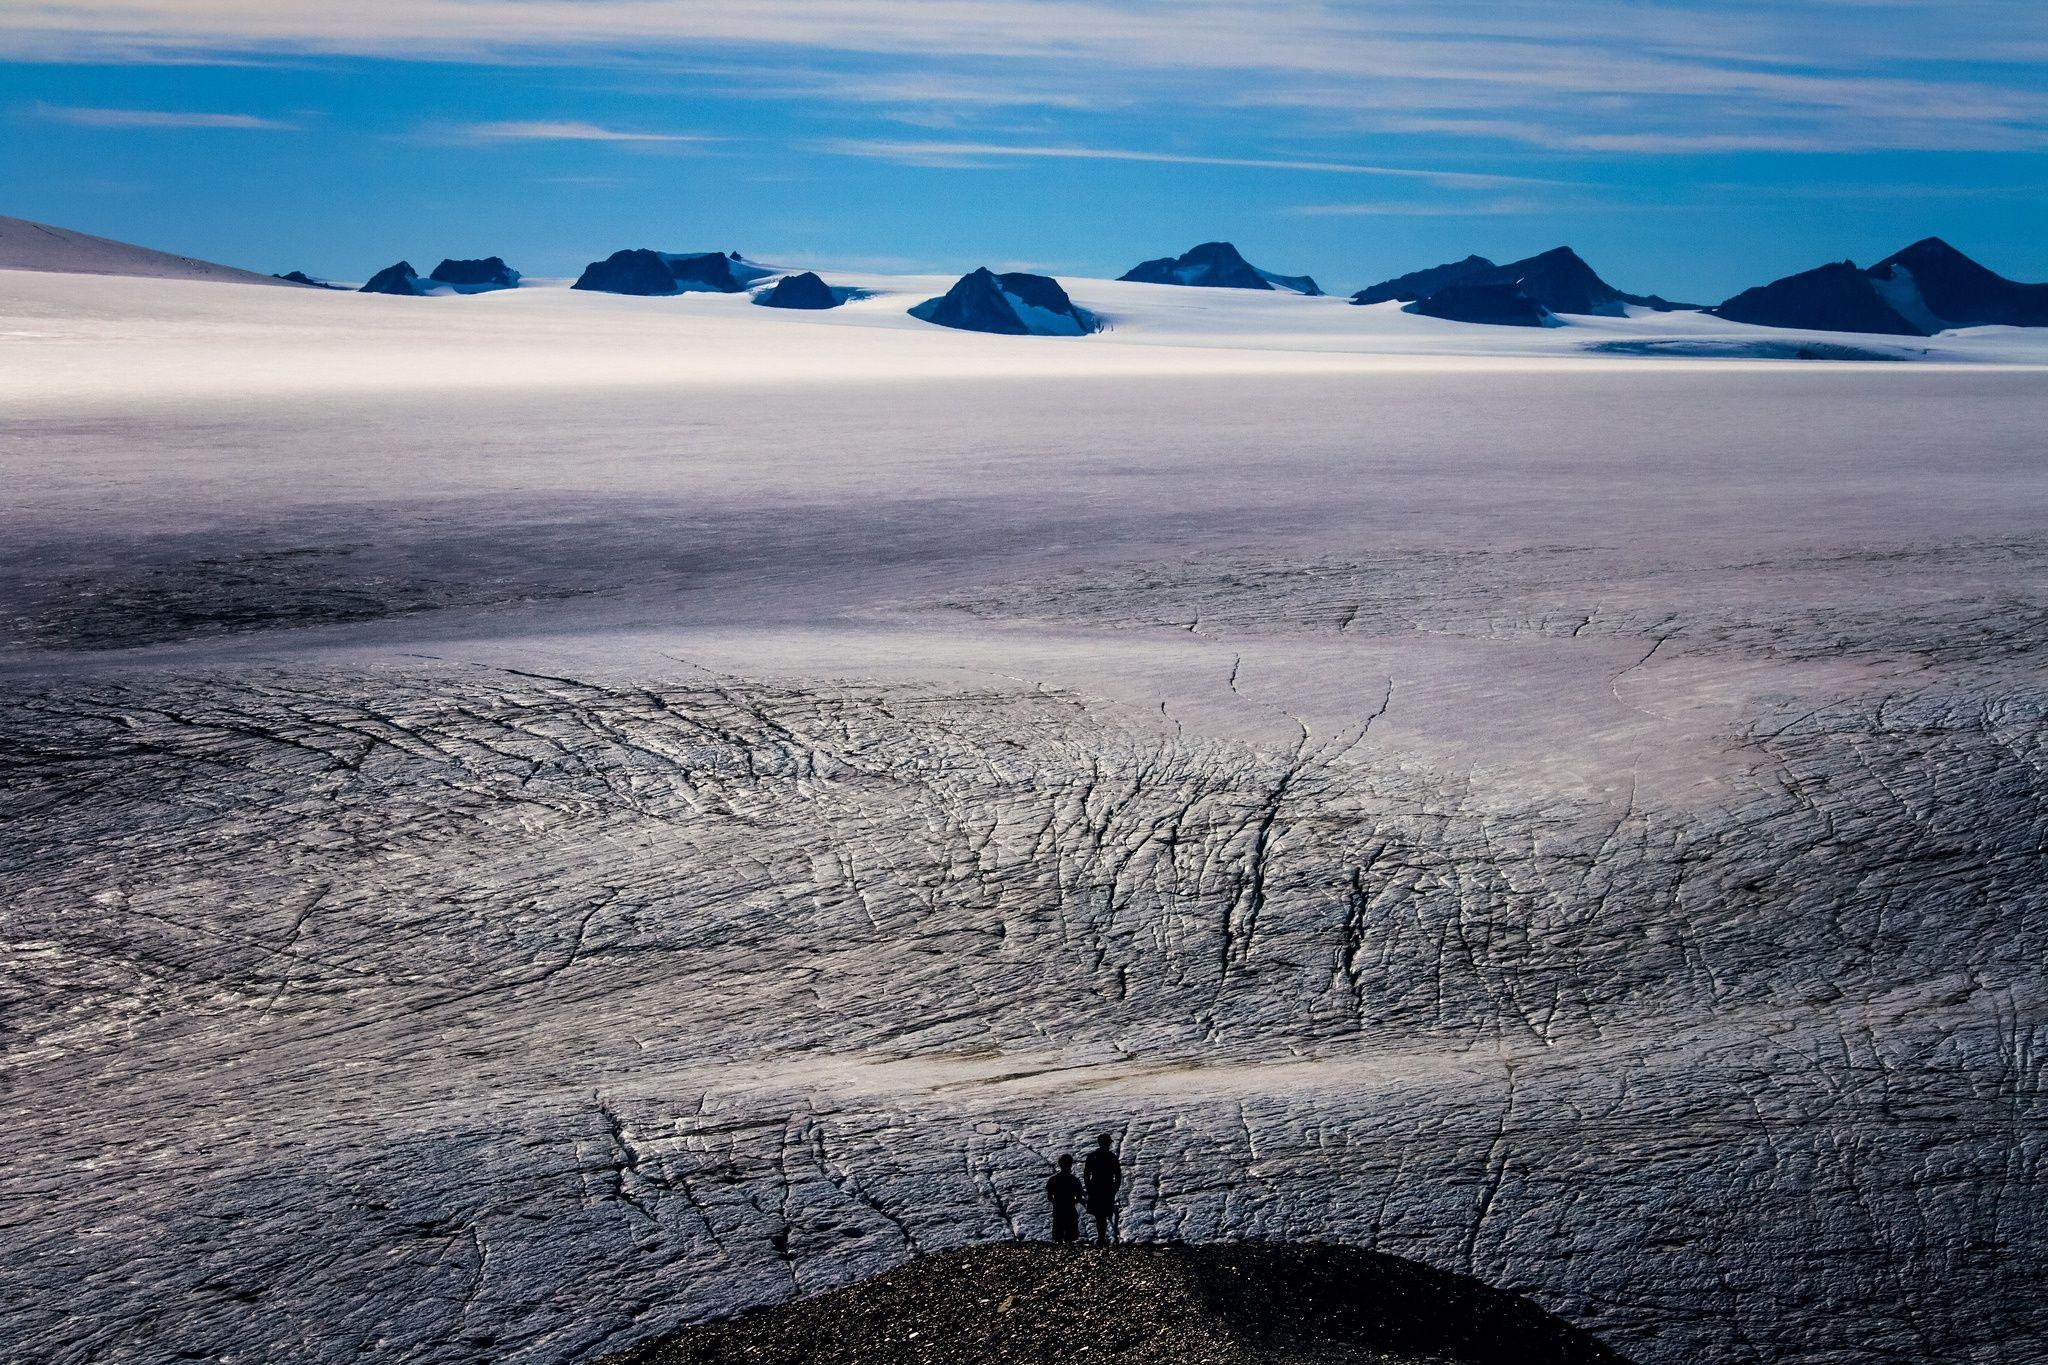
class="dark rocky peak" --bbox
[909,267,1098,336]
[359,261,426,296]
[1711,260,1929,336]
[573,249,775,296]
[429,256,519,289]
[1351,256,1498,306]
[572,248,674,295]
[1496,247,1628,317]
[1122,241,1322,294]
[1405,281,1559,327]
[1866,237,2048,328]
[755,271,841,310]
[666,251,747,292]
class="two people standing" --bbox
[1046,1135,1122,1244]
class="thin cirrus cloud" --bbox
[1281,198,1551,218]
[817,139,1567,189]
[3,1,2045,154]
[30,102,298,130]
[455,119,713,144]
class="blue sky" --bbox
[4,1,2046,301]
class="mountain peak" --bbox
[1120,242,1321,295]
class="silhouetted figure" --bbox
[1046,1155,1084,1244]
[1083,1134,1122,1244]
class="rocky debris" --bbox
[910,268,1099,336]
[1120,242,1322,295]
[606,1243,1628,1365]
[1404,281,1558,327]
[429,256,520,291]
[755,271,842,310]
[1356,248,1685,317]
[1712,260,1930,336]
[574,248,778,295]
[272,270,343,289]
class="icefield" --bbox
[3,264,2046,1365]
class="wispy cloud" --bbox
[4,2,2046,154]
[1281,197,1551,217]
[31,102,297,130]
[817,139,1564,189]
[455,119,711,144]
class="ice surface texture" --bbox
[2,271,2046,1365]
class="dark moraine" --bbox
[603,1243,1629,1365]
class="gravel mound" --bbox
[604,1243,1628,1365]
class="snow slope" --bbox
[0,213,291,285]
[2,264,2046,1365]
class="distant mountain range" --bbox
[1120,242,1321,295]
[7,212,2045,343]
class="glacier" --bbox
[1,264,2045,1365]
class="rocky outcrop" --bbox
[429,256,520,292]
[604,1243,1628,1365]
[1710,241,2048,337]
[1403,281,1558,327]
[573,249,677,296]
[272,270,342,290]
[1121,242,1322,295]
[1356,248,1685,317]
[910,268,1099,336]
[1712,261,1929,336]
[1865,238,2048,329]
[755,271,842,310]
[1351,255,1498,306]
[359,261,430,296]
[573,249,777,296]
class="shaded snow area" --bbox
[3,269,2047,1365]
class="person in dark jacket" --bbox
[1083,1134,1122,1244]
[1046,1154,1085,1244]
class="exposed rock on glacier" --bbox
[574,249,777,296]
[429,256,521,292]
[1403,281,1558,327]
[910,268,1099,335]
[1865,237,2048,329]
[1355,249,1685,317]
[1712,260,1929,336]
[1712,241,2048,337]
[605,1243,1627,1364]
[359,260,434,296]
[755,271,843,310]
[1120,242,1322,295]
[1351,255,1497,306]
